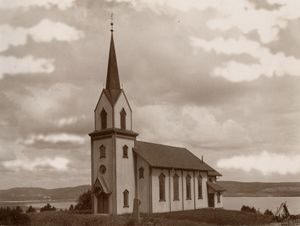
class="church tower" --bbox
[89,24,138,215]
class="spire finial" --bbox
[110,13,114,32]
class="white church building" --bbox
[89,27,225,215]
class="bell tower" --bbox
[89,21,138,215]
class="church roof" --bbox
[106,32,121,90]
[103,89,121,106]
[134,141,218,172]
[208,170,222,177]
[207,181,226,193]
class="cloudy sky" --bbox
[0,0,300,189]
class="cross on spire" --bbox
[106,15,121,90]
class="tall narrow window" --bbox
[101,108,107,129]
[99,145,106,159]
[186,174,191,200]
[159,173,165,201]
[123,145,128,158]
[120,108,126,130]
[217,192,221,203]
[198,175,203,199]
[123,189,129,207]
[139,167,144,179]
[173,174,179,201]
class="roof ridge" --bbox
[136,140,187,150]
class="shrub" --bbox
[264,209,274,217]
[241,205,257,213]
[40,203,56,212]
[26,205,36,213]
[0,206,30,225]
[73,189,92,211]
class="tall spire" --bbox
[106,14,121,90]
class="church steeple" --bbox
[106,20,121,90]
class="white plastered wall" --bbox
[151,168,170,213]
[94,92,113,130]
[92,138,114,214]
[136,156,150,213]
[114,91,132,130]
[195,171,209,209]
[115,137,135,214]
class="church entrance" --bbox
[97,194,109,213]
[208,194,215,208]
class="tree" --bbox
[26,206,36,213]
[69,204,74,211]
[74,189,92,210]
[40,203,56,212]
[264,209,274,217]
[241,205,257,213]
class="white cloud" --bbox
[18,83,79,118]
[116,0,300,43]
[0,19,84,52]
[2,156,69,171]
[56,115,86,127]
[190,36,300,82]
[0,0,75,10]
[217,151,300,175]
[23,133,86,145]
[135,104,250,148]
[0,55,54,79]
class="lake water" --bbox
[1,197,299,214]
[0,200,76,210]
[223,197,300,214]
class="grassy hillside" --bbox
[219,181,300,197]
[0,185,90,201]
[28,209,272,226]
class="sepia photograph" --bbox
[0,0,300,225]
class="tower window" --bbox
[101,108,107,129]
[123,145,128,158]
[120,108,126,130]
[198,175,203,199]
[99,165,106,174]
[159,173,165,201]
[123,189,129,207]
[186,174,191,200]
[173,174,179,201]
[99,145,106,159]
[139,167,144,179]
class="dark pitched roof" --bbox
[207,181,226,192]
[103,89,121,106]
[93,176,111,194]
[106,32,121,90]
[208,170,222,177]
[134,141,216,171]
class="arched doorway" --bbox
[97,193,109,213]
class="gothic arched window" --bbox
[123,189,129,207]
[159,173,165,201]
[101,108,107,129]
[173,174,179,201]
[186,174,192,200]
[217,192,221,203]
[139,167,144,179]
[120,108,126,130]
[122,145,128,158]
[99,145,106,159]
[198,175,203,199]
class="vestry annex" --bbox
[89,27,225,215]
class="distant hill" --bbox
[0,185,90,201]
[1,181,300,201]
[219,181,300,197]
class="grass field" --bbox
[28,208,273,226]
